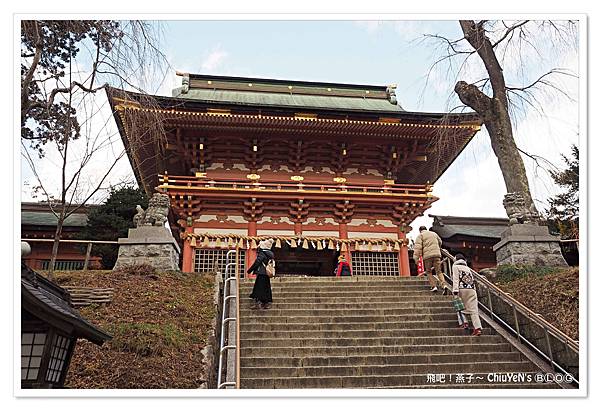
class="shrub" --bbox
[494,264,562,283]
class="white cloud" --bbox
[200,46,229,73]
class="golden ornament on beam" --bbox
[250,239,257,249]
[341,242,347,252]
[246,173,261,181]
[367,242,373,251]
[328,240,335,250]
[215,238,222,247]
[291,238,297,248]
[202,236,210,247]
[333,177,347,184]
[275,238,282,248]
[393,241,401,251]
[317,240,323,250]
[190,236,197,247]
[291,175,304,182]
[227,237,234,248]
[302,239,309,249]
[237,238,244,248]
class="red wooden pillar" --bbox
[338,223,352,265]
[398,230,410,277]
[246,221,257,277]
[294,222,302,235]
[182,226,194,273]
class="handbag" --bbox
[452,295,465,312]
[263,260,276,278]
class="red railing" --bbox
[157,174,432,197]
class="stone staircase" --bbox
[238,276,559,389]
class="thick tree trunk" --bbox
[456,20,539,217]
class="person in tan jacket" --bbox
[413,226,449,294]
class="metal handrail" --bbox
[440,249,579,386]
[217,250,240,389]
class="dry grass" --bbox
[49,269,216,388]
[495,267,579,340]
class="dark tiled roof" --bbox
[429,214,509,240]
[21,263,111,345]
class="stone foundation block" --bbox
[114,226,181,271]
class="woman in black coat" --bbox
[248,239,275,309]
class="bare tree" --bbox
[423,20,578,219]
[21,20,170,279]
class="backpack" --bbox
[263,259,276,278]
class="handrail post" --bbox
[83,242,93,271]
[512,304,522,343]
[545,328,556,371]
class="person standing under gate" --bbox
[452,253,482,336]
[335,255,352,277]
[248,239,275,310]
[413,226,450,295]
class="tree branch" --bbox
[454,80,493,114]
[491,20,529,48]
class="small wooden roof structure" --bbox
[21,263,111,345]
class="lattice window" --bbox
[194,249,246,277]
[45,334,71,383]
[351,251,399,276]
[40,260,85,270]
[21,332,46,381]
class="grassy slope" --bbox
[494,268,579,340]
[51,269,216,388]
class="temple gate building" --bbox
[107,73,482,276]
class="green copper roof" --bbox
[21,211,88,227]
[172,87,405,112]
[171,73,405,112]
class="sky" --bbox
[20,19,581,240]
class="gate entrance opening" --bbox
[272,242,340,277]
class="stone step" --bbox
[243,290,448,299]
[372,383,560,389]
[241,284,433,292]
[241,334,504,348]
[240,282,430,292]
[240,374,556,389]
[241,278,429,285]
[240,327,495,340]
[249,295,450,303]
[241,313,461,324]
[241,319,461,331]
[241,277,429,285]
[242,361,537,378]
[242,300,455,310]
[241,306,456,317]
[240,343,515,358]
[241,351,524,368]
